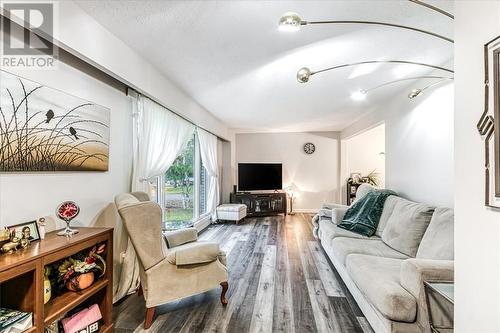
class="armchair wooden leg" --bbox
[144,306,156,329]
[220,281,229,306]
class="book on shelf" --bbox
[0,307,33,333]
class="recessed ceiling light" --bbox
[351,90,367,101]
[278,12,302,32]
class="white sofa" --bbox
[314,187,454,333]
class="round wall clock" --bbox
[304,142,316,154]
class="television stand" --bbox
[230,192,287,217]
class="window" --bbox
[165,136,195,230]
[148,132,209,231]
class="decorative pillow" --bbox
[416,208,454,260]
[381,198,435,257]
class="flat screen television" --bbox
[238,163,282,191]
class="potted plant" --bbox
[58,244,106,292]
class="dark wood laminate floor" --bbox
[113,214,374,333]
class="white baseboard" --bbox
[292,208,318,214]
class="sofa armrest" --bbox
[400,258,454,299]
[400,258,454,332]
[164,228,198,248]
[321,203,349,210]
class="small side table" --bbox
[424,281,454,333]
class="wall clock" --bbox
[304,142,315,154]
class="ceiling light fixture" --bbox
[296,60,454,83]
[278,12,303,32]
[408,78,452,99]
[365,75,453,94]
[296,67,312,83]
[408,89,423,99]
[350,76,453,101]
[278,12,453,43]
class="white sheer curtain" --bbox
[197,128,219,221]
[132,96,195,191]
[115,94,195,302]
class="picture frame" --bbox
[7,220,41,242]
[478,35,500,208]
[350,173,362,184]
[0,70,110,172]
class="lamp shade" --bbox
[278,12,302,32]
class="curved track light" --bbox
[349,76,453,101]
[365,75,453,94]
[407,78,452,99]
[296,60,454,83]
[278,12,453,43]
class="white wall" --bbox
[455,2,500,332]
[0,62,133,228]
[341,124,386,203]
[341,80,454,208]
[56,1,230,141]
[0,1,233,226]
[235,132,340,212]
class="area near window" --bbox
[147,132,209,231]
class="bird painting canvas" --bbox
[0,70,110,172]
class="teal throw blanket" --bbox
[338,190,396,237]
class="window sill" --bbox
[193,214,211,232]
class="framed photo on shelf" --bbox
[350,173,362,184]
[8,221,41,242]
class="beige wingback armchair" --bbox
[115,192,228,329]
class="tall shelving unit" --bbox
[0,228,113,332]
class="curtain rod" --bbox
[126,88,221,139]
[0,12,226,141]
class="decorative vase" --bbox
[44,277,52,304]
[66,272,94,292]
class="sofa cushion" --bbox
[416,208,454,260]
[381,197,435,257]
[346,254,417,323]
[375,195,399,236]
[331,237,408,266]
[319,219,377,242]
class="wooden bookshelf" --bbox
[0,227,113,332]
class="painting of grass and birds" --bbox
[0,70,109,172]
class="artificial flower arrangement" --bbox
[48,243,107,294]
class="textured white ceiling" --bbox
[75,0,454,132]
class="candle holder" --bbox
[56,201,80,236]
